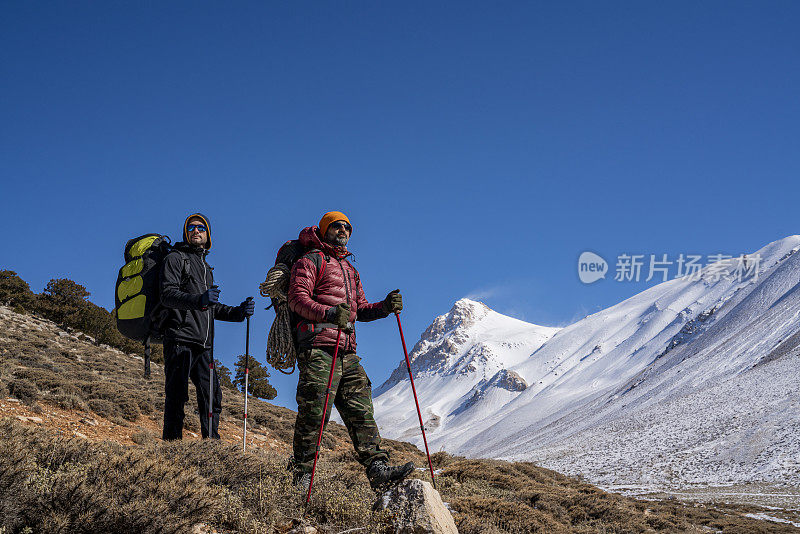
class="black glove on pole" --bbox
[202,286,221,309]
[241,298,255,317]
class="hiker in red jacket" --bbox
[288,211,412,490]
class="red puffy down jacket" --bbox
[288,226,388,352]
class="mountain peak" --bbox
[373,298,558,398]
[453,297,488,309]
[444,298,491,329]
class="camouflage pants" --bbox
[293,348,388,473]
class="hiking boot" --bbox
[366,460,415,491]
[292,471,312,493]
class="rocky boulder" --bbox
[374,479,458,534]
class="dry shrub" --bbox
[183,412,200,432]
[132,392,155,415]
[9,353,38,369]
[0,419,220,534]
[59,348,77,361]
[87,398,118,420]
[131,427,156,445]
[431,450,455,468]
[51,383,81,397]
[79,380,118,400]
[13,367,68,394]
[116,396,140,422]
[159,440,290,531]
[453,496,566,534]
[110,416,131,427]
[154,439,382,533]
[8,343,153,423]
[47,392,89,412]
[8,378,38,404]
[248,404,298,443]
[75,380,143,422]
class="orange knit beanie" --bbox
[318,211,352,237]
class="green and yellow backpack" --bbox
[114,234,182,377]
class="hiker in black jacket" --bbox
[160,212,255,440]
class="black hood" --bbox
[183,212,212,250]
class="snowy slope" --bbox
[373,236,800,487]
[372,299,560,441]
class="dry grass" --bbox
[435,456,800,533]
[0,418,388,534]
[0,419,221,534]
[3,417,797,534]
[2,306,799,533]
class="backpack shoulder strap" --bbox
[177,250,189,265]
[166,249,191,289]
[180,252,191,288]
[353,265,361,293]
[298,249,327,300]
[303,249,327,280]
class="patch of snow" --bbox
[744,513,800,527]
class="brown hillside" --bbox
[1,305,798,533]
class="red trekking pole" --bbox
[305,328,342,505]
[395,312,436,489]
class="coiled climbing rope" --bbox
[260,264,297,374]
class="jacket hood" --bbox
[183,213,212,250]
[298,226,350,259]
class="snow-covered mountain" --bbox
[372,299,560,441]
[373,236,800,488]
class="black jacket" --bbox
[160,227,245,348]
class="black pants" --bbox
[162,340,221,440]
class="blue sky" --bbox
[2,2,799,409]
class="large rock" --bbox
[375,479,458,534]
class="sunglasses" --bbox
[330,221,352,232]
[187,224,207,233]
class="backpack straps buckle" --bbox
[315,322,353,331]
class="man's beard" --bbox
[332,235,348,247]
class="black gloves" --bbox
[200,289,254,319]
[241,298,255,317]
[382,289,403,314]
[201,286,221,309]
[326,303,351,330]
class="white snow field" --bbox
[373,236,800,494]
